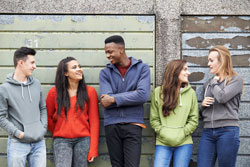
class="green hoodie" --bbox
[150,85,198,147]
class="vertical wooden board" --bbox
[182,16,250,32]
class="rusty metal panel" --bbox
[183,50,250,67]
[182,16,250,32]
[182,33,250,49]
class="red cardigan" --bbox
[46,86,99,160]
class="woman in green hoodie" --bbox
[150,59,199,167]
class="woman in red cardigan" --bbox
[46,57,99,167]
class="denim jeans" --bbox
[154,144,193,167]
[105,124,142,167]
[197,126,240,167]
[53,137,90,167]
[7,137,46,167]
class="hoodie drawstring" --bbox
[21,84,32,102]
[179,93,182,106]
[21,83,24,99]
[28,85,32,102]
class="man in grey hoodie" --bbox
[0,47,47,167]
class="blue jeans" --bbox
[154,144,193,167]
[53,137,90,167]
[197,126,240,167]
[7,137,46,167]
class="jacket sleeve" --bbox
[39,85,47,131]
[99,69,118,109]
[184,91,199,136]
[0,87,22,138]
[46,88,56,134]
[112,65,151,107]
[150,89,162,134]
[87,87,100,161]
[211,76,243,104]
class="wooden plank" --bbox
[0,50,154,66]
[194,102,250,120]
[193,120,250,137]
[0,154,154,167]
[183,50,250,67]
[0,32,154,49]
[90,154,153,167]
[41,85,154,101]
[190,155,250,167]
[98,103,151,119]
[182,33,250,50]
[182,16,250,32]
[188,67,250,84]
[99,120,155,137]
[0,136,155,154]
[193,85,250,102]
[0,67,155,84]
[192,137,250,155]
[0,15,155,32]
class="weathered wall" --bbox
[0,0,250,166]
[182,15,250,166]
[0,15,155,166]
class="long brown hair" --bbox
[209,45,236,84]
[161,59,187,117]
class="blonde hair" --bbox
[209,45,236,85]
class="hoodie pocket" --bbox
[158,126,185,147]
[22,121,46,142]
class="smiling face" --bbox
[65,60,83,82]
[19,55,36,77]
[104,42,124,65]
[178,63,190,84]
[208,51,221,75]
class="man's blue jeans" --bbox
[154,144,193,167]
[7,137,46,167]
[197,126,240,167]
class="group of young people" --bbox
[0,35,243,167]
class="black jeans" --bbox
[105,124,142,167]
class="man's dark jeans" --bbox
[105,124,142,167]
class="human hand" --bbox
[18,131,24,139]
[201,97,214,107]
[100,94,115,108]
[88,157,95,162]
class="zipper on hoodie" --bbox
[204,83,214,128]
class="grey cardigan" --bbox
[200,75,243,128]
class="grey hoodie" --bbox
[0,73,47,143]
[200,75,243,128]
